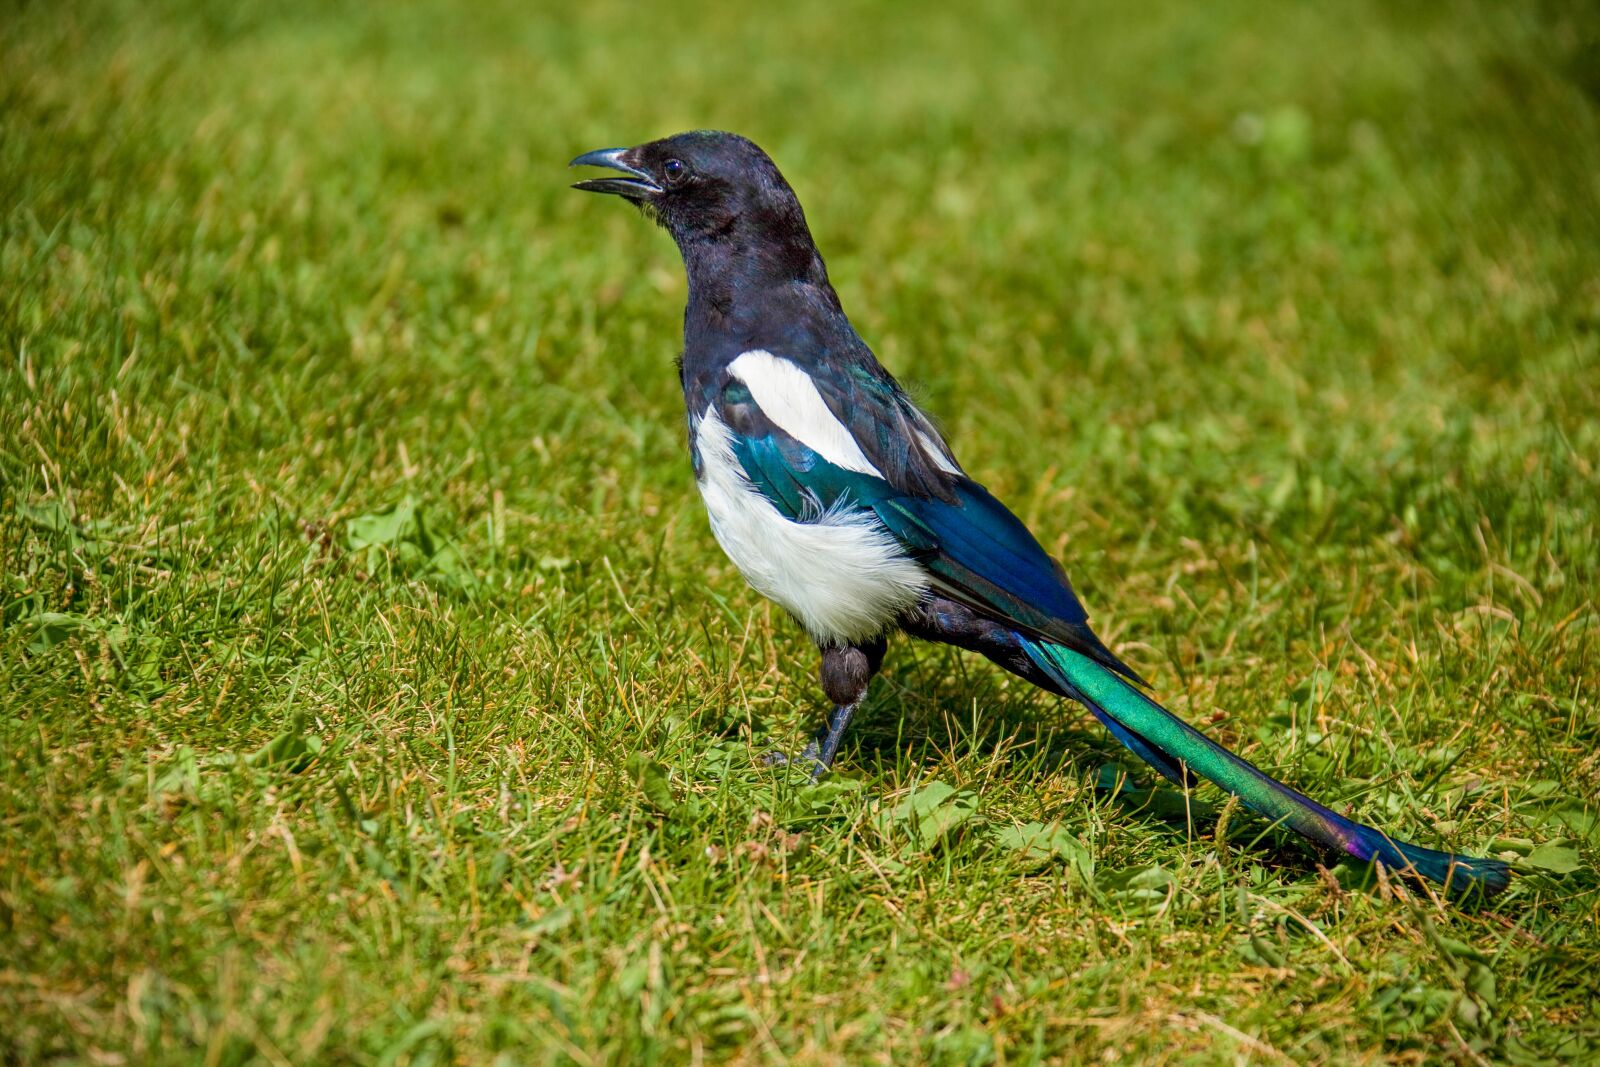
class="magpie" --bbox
[570,130,1510,897]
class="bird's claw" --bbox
[762,743,830,781]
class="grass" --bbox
[3,0,1599,1062]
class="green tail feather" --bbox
[1022,639,1510,897]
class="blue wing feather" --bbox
[874,480,1140,681]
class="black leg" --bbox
[800,699,859,773]
[768,636,886,778]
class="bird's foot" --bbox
[762,741,829,780]
[765,702,860,780]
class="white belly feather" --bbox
[692,405,928,645]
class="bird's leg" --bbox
[800,700,858,768]
[767,636,886,779]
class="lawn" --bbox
[3,0,1598,1062]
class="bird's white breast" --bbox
[692,405,928,646]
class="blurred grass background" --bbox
[3,0,1598,1062]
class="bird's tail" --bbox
[1021,638,1511,897]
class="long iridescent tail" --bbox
[1022,639,1511,897]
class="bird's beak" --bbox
[569,147,662,198]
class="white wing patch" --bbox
[727,350,882,477]
[905,405,961,475]
[693,406,928,645]
[914,428,961,476]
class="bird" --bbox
[570,130,1510,897]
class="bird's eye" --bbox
[663,158,688,185]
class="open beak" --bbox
[569,147,661,198]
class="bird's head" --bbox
[570,130,813,255]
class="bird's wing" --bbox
[724,349,962,502]
[712,351,1140,681]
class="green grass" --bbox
[3,0,1599,1062]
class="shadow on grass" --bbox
[827,640,1350,879]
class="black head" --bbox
[570,130,815,256]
